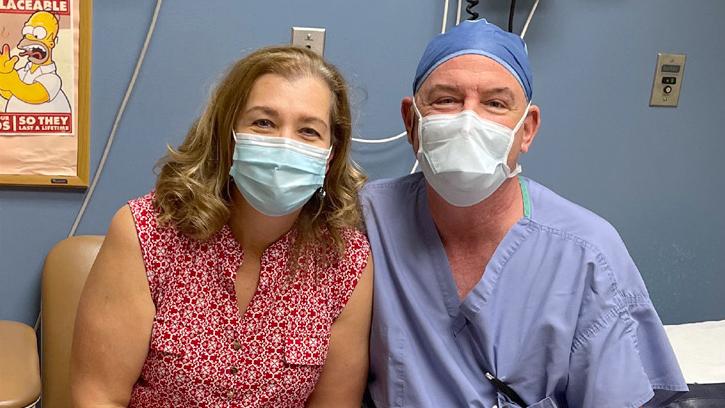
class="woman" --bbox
[71,46,372,407]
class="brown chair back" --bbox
[41,235,104,408]
[0,320,40,407]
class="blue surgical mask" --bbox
[229,132,331,216]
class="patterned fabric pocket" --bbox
[148,316,186,357]
[283,332,330,366]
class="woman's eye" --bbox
[300,128,321,138]
[252,119,274,128]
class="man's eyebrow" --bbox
[424,84,517,101]
[481,87,516,100]
[426,84,462,95]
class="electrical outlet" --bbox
[291,27,325,56]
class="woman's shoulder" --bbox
[324,227,370,282]
[127,191,176,233]
[339,226,369,252]
[331,227,370,270]
[124,191,191,303]
[318,227,371,321]
[127,191,158,224]
[126,191,186,248]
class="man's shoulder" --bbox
[525,178,622,252]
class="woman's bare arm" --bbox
[306,254,374,408]
[70,205,155,407]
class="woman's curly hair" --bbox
[154,46,366,265]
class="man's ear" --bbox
[401,96,415,146]
[519,104,541,154]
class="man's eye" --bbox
[253,119,274,128]
[487,100,506,109]
[434,98,456,105]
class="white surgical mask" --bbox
[414,100,531,207]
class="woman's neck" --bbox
[228,185,299,257]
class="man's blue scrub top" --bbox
[361,173,687,408]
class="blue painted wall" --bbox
[1,1,724,326]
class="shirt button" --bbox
[232,340,241,350]
[230,366,239,374]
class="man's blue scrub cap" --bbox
[413,19,533,101]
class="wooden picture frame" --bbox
[0,0,92,188]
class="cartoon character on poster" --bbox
[0,0,83,182]
[0,10,70,114]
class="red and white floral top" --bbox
[126,193,370,407]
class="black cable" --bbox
[508,0,517,32]
[465,0,479,20]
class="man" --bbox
[362,19,687,407]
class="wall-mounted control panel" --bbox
[291,27,325,56]
[650,53,686,107]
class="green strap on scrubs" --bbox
[518,175,531,218]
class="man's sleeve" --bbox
[566,297,688,407]
[566,241,688,408]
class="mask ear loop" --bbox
[511,100,532,135]
[411,98,424,154]
[504,100,532,176]
[226,129,237,205]
[311,141,332,224]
